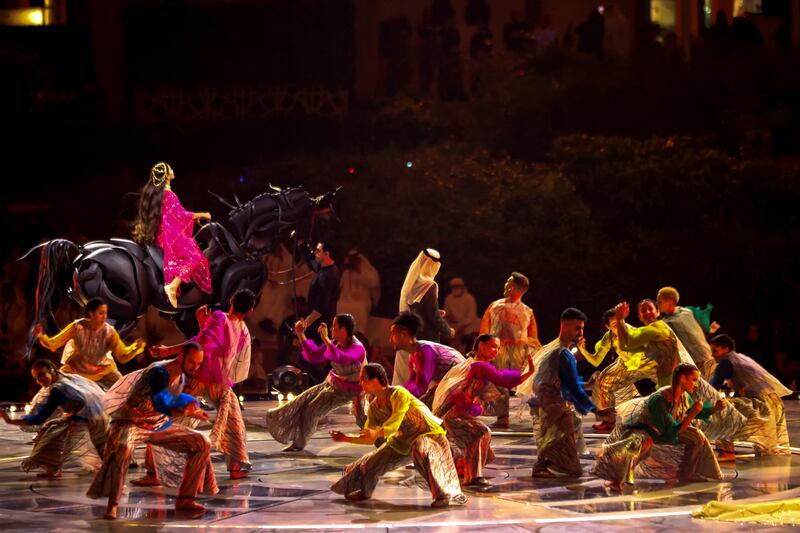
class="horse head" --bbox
[217,186,340,256]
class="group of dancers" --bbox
[1,163,793,519]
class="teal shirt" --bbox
[632,391,714,444]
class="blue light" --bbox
[406,161,413,168]
[239,176,245,183]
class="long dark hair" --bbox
[132,162,171,245]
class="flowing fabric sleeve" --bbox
[300,339,327,364]
[619,322,665,351]
[38,320,78,352]
[468,360,522,389]
[404,345,436,397]
[191,311,228,383]
[686,304,714,333]
[152,390,198,416]
[160,190,194,243]
[583,331,613,367]
[107,327,144,364]
[558,350,596,415]
[326,340,366,366]
[527,308,541,349]
[23,388,68,425]
[381,388,413,438]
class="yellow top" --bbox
[365,386,445,455]
[583,330,647,371]
[39,320,144,381]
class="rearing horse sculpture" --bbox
[28,186,338,345]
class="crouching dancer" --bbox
[87,342,217,520]
[1,359,107,478]
[330,363,467,508]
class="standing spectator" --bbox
[338,249,381,335]
[444,277,480,353]
[304,242,341,345]
[399,249,453,344]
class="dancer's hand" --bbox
[689,401,704,415]
[614,302,630,321]
[330,430,349,442]
[709,321,721,334]
[294,319,306,337]
[318,323,330,344]
[32,324,44,340]
[714,398,728,412]
[149,345,166,359]
[186,403,210,422]
[193,212,212,222]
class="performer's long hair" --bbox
[132,162,171,245]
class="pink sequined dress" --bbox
[156,189,212,294]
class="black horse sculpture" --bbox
[28,186,338,344]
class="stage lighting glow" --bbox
[9,406,16,413]
[406,161,413,168]
[287,393,295,401]
[238,395,245,402]
[277,393,285,401]
[24,404,31,414]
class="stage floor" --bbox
[0,398,798,532]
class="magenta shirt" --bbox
[300,337,366,393]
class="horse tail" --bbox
[24,239,79,358]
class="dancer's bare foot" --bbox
[282,444,303,452]
[230,470,249,480]
[103,504,118,520]
[164,283,178,308]
[131,474,161,487]
[175,498,206,512]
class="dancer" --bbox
[87,342,217,520]
[132,161,212,308]
[479,272,541,428]
[709,334,792,456]
[579,309,656,431]
[264,313,366,451]
[1,359,107,478]
[614,301,748,446]
[150,288,255,478]
[613,299,685,388]
[330,363,466,508]
[657,287,717,378]
[592,363,725,489]
[432,334,535,486]
[34,297,145,390]
[530,308,613,477]
[390,311,465,406]
[394,249,453,385]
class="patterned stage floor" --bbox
[0,397,798,532]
